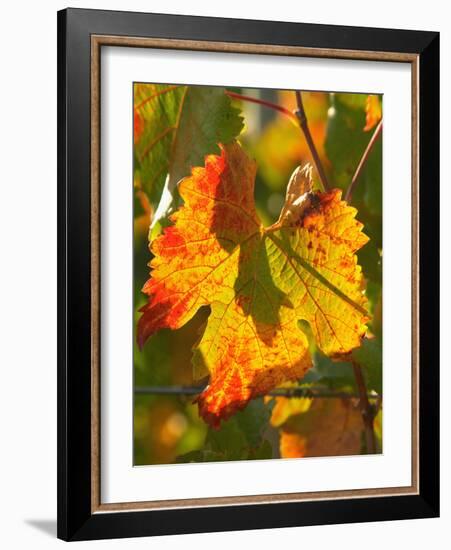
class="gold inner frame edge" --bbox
[90,34,419,514]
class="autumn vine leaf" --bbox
[279,398,364,458]
[137,141,370,427]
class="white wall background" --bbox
[0,1,448,548]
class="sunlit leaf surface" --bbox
[138,142,370,427]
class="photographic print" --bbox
[133,84,383,466]
[58,11,440,539]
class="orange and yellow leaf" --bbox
[279,398,364,458]
[138,142,369,427]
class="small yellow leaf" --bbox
[363,95,382,132]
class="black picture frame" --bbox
[57,7,439,541]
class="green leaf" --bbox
[325,93,382,289]
[326,94,368,189]
[134,84,244,228]
[234,398,273,448]
[361,136,382,217]
[176,398,274,462]
[302,351,355,388]
[206,418,248,460]
[352,337,382,395]
[325,94,382,217]
[206,398,272,457]
[357,220,382,285]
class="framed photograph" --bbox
[57,8,439,541]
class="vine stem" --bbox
[294,91,330,192]
[135,385,378,399]
[225,90,298,122]
[352,362,376,454]
[345,119,383,202]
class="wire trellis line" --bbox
[134,385,380,399]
